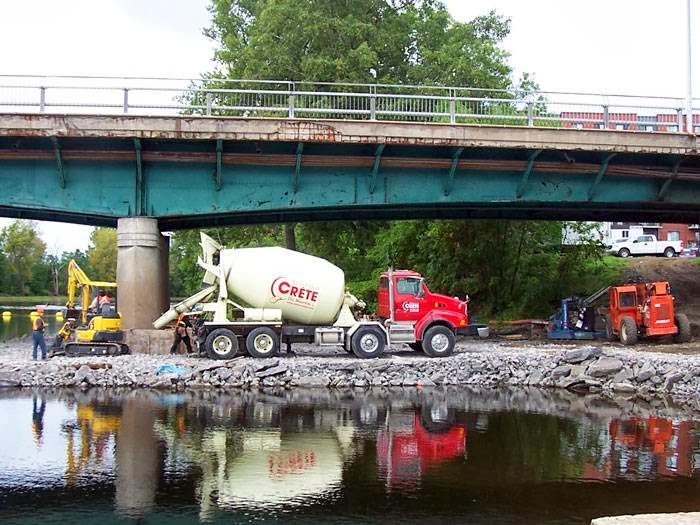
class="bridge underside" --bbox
[0,114,698,228]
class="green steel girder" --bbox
[293,142,304,193]
[369,144,385,195]
[444,147,465,196]
[0,136,700,228]
[657,157,683,201]
[133,138,144,216]
[587,153,616,201]
[516,149,543,199]
[214,139,223,192]
[50,137,66,189]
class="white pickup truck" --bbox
[607,235,683,258]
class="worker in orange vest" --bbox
[32,306,47,360]
[170,312,193,355]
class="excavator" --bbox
[49,260,129,357]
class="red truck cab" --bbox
[377,269,474,357]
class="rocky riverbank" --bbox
[1,337,700,406]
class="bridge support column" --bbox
[117,217,169,330]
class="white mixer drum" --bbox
[219,247,346,325]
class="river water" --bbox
[1,388,699,525]
[0,305,63,342]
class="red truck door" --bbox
[394,276,430,322]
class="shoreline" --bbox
[1,338,700,410]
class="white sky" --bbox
[0,0,697,254]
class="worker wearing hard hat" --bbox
[31,307,47,360]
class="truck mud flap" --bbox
[457,324,489,337]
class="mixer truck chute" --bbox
[154,233,484,359]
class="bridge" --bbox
[0,76,698,329]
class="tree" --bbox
[87,228,117,281]
[0,220,46,295]
[204,1,512,88]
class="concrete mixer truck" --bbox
[154,233,484,359]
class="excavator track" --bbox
[64,342,129,357]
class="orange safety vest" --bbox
[32,316,45,332]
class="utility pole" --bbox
[687,0,694,133]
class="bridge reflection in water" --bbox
[1,388,699,524]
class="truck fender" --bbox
[344,321,388,352]
[415,313,456,341]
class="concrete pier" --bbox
[116,218,169,330]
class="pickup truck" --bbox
[607,235,683,258]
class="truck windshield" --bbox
[396,277,421,296]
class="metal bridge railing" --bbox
[0,75,697,133]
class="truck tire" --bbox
[663,247,676,258]
[351,326,385,359]
[421,325,456,358]
[604,314,615,341]
[674,313,691,343]
[618,248,631,258]
[246,327,280,358]
[205,328,239,360]
[619,317,638,346]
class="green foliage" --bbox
[205,1,513,88]
[87,228,117,281]
[0,220,46,295]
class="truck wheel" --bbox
[246,327,280,358]
[351,326,385,359]
[604,314,615,341]
[663,247,676,258]
[618,248,631,258]
[619,317,638,345]
[421,325,456,358]
[674,313,691,343]
[205,328,239,360]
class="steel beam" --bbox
[214,139,223,192]
[50,137,66,189]
[657,157,683,201]
[516,150,543,199]
[293,142,304,193]
[587,153,617,201]
[369,144,385,195]
[444,147,465,196]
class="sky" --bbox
[0,0,697,254]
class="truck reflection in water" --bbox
[376,405,468,491]
[583,416,697,481]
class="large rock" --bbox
[551,365,572,379]
[561,347,602,364]
[74,365,96,385]
[0,372,19,388]
[587,358,624,378]
[635,362,656,382]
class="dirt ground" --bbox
[621,257,700,336]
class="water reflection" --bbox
[1,388,700,524]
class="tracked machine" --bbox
[49,260,129,357]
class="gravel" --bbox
[2,337,700,408]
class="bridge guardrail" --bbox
[0,75,697,133]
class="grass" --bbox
[571,256,631,299]
[0,296,67,305]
